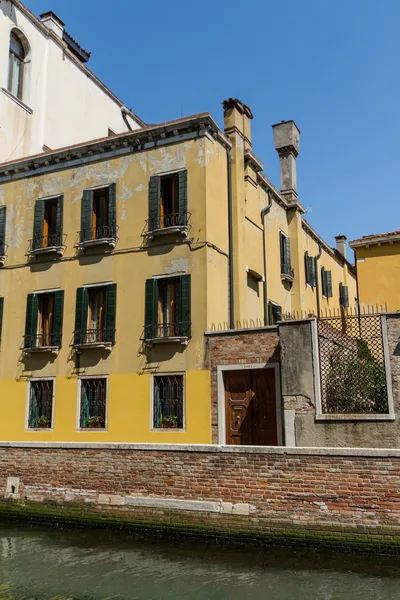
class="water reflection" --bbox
[0,523,399,599]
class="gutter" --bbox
[261,191,273,325]
[226,148,234,329]
[314,244,322,318]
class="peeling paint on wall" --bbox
[164,257,190,274]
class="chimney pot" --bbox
[40,11,65,38]
[335,235,347,258]
[272,120,301,202]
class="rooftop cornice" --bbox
[350,232,400,248]
[302,219,356,275]
[244,149,263,172]
[0,114,231,183]
[8,0,145,127]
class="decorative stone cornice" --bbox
[276,144,299,159]
[0,114,231,183]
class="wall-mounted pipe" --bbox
[261,190,273,325]
[314,244,322,318]
[226,148,234,329]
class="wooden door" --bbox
[224,369,278,446]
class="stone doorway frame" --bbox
[217,363,283,446]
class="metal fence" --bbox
[317,314,389,414]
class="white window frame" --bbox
[150,372,186,432]
[77,375,109,432]
[25,377,56,431]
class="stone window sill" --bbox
[1,88,33,114]
[315,413,395,421]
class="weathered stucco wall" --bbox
[355,242,400,312]
[2,443,400,551]
[280,315,400,448]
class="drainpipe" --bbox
[226,148,234,329]
[314,244,322,318]
[261,191,273,325]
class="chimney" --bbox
[335,235,347,259]
[40,11,65,38]
[272,120,301,203]
[222,98,253,150]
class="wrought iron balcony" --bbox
[146,212,190,239]
[144,322,191,344]
[0,242,8,266]
[23,332,61,354]
[281,263,294,282]
[78,224,118,249]
[73,328,115,351]
[29,233,66,257]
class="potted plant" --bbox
[161,415,178,429]
[87,415,103,429]
[37,416,50,429]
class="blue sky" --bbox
[27,0,399,250]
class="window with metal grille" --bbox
[28,380,54,429]
[80,378,107,429]
[153,375,184,429]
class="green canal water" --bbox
[0,523,399,599]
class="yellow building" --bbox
[350,230,400,312]
[0,98,356,444]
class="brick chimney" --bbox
[335,235,347,258]
[222,98,253,151]
[272,120,301,203]
[40,11,65,38]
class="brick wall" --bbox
[206,327,280,442]
[2,444,400,549]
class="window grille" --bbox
[317,315,389,414]
[80,378,107,428]
[153,375,184,429]
[28,380,53,429]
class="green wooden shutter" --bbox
[304,252,309,284]
[53,290,64,347]
[145,278,158,339]
[81,190,93,242]
[180,274,191,338]
[177,169,188,225]
[56,195,63,243]
[29,384,39,429]
[0,206,6,255]
[284,236,291,273]
[80,381,89,428]
[105,284,117,343]
[321,267,326,297]
[0,297,4,343]
[24,293,39,349]
[148,176,161,231]
[33,199,45,250]
[341,285,349,308]
[108,183,117,238]
[310,257,317,287]
[326,271,332,298]
[74,287,89,345]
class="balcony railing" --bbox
[74,328,115,347]
[146,212,190,237]
[79,224,118,246]
[30,233,66,255]
[281,263,294,281]
[0,242,8,265]
[144,322,191,342]
[24,332,61,350]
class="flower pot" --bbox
[88,422,102,429]
[38,422,50,429]
[161,422,178,429]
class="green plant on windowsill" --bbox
[37,416,50,428]
[87,415,103,429]
[161,415,178,429]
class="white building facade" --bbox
[0,0,143,163]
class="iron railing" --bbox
[79,224,118,244]
[24,332,61,349]
[28,380,53,429]
[153,375,184,429]
[31,233,65,252]
[147,212,190,233]
[0,242,8,258]
[144,322,191,340]
[74,328,115,346]
[317,314,389,414]
[281,263,294,280]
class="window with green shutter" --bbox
[0,206,6,257]
[280,232,293,279]
[24,293,39,349]
[305,252,317,287]
[144,275,191,340]
[268,301,282,325]
[32,196,63,251]
[74,284,116,346]
[340,283,349,308]
[80,184,117,244]
[0,297,4,343]
[24,291,64,349]
[148,170,188,232]
[321,268,333,298]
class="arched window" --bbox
[8,32,26,100]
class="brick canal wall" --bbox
[1,443,400,551]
